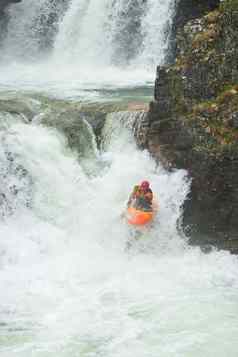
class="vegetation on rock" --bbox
[141,0,238,252]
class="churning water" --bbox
[1,112,238,357]
[0,0,238,356]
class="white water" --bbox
[0,0,175,98]
[1,116,238,356]
[1,1,238,355]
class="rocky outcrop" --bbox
[0,96,39,121]
[167,0,220,62]
[138,0,238,253]
[174,0,220,31]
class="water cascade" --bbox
[2,0,68,60]
[0,1,238,356]
[0,0,176,93]
[1,110,238,356]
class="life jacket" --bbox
[132,186,153,204]
[142,188,153,204]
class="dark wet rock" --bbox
[36,97,143,148]
[174,0,220,31]
[78,111,106,145]
[0,96,41,121]
[137,1,238,253]
[41,109,98,159]
[167,0,220,62]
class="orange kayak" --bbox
[126,202,158,226]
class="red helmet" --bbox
[141,181,150,190]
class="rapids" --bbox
[1,112,238,357]
[0,0,238,356]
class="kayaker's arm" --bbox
[127,185,140,207]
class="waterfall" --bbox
[1,106,238,357]
[2,0,69,60]
[54,0,176,68]
[0,0,176,93]
[138,0,176,67]
[2,0,176,72]
[101,111,147,150]
[1,4,238,356]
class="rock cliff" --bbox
[174,0,220,32]
[138,0,238,253]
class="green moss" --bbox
[166,1,238,155]
[221,0,238,11]
[174,77,238,151]
[205,9,221,24]
[192,27,219,49]
[191,85,238,112]
[192,100,218,117]
[217,88,238,105]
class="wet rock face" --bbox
[167,0,220,62]
[174,0,220,30]
[183,152,238,252]
[137,1,238,253]
[41,109,98,160]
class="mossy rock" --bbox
[221,0,238,11]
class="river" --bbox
[0,0,238,356]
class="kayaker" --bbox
[127,181,153,211]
